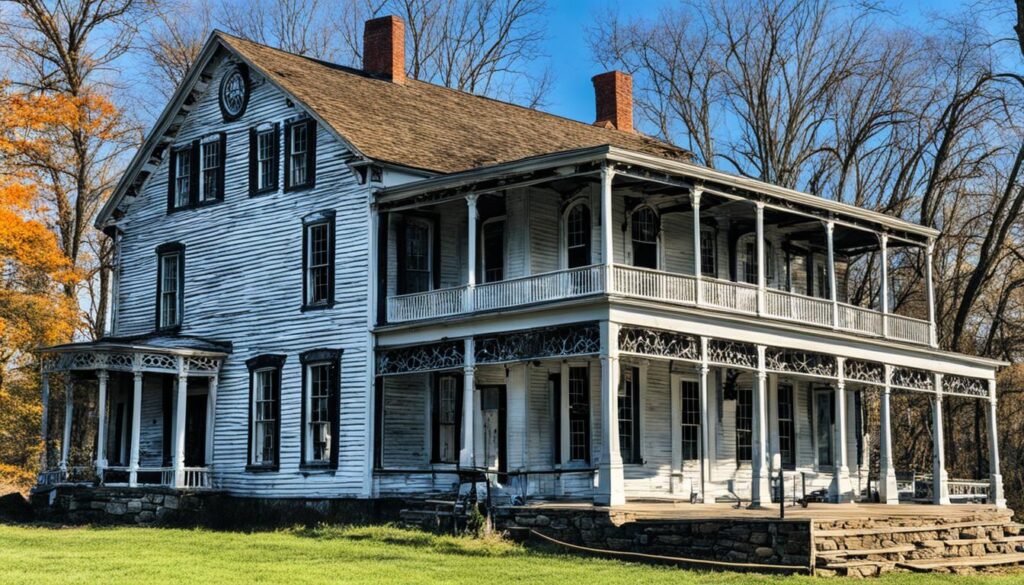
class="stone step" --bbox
[940,538,991,546]
[816,544,916,559]
[896,552,1024,572]
[817,560,887,577]
[814,519,1008,538]
[992,535,1024,544]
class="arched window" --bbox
[564,201,591,269]
[736,233,773,285]
[631,206,659,269]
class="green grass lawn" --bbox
[0,523,1021,584]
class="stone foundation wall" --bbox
[494,506,812,569]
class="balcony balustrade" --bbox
[384,264,933,345]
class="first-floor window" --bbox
[736,384,753,463]
[568,366,590,462]
[680,380,700,461]
[815,388,835,468]
[433,374,460,463]
[618,366,641,463]
[777,383,795,469]
[301,349,340,467]
[248,355,285,468]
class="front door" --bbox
[480,386,506,475]
[184,394,207,467]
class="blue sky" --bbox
[539,0,974,125]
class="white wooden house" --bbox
[37,16,1006,510]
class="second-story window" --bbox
[631,207,659,269]
[303,211,335,309]
[169,144,195,210]
[200,134,225,203]
[399,217,434,294]
[285,118,316,191]
[481,217,505,282]
[700,227,716,277]
[249,124,280,195]
[737,234,774,285]
[565,202,591,269]
[155,243,184,330]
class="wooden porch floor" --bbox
[512,501,1008,522]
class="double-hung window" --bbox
[432,374,461,464]
[618,366,641,464]
[173,147,191,208]
[700,227,717,277]
[778,383,796,469]
[285,118,316,191]
[300,349,341,468]
[736,384,753,463]
[199,135,226,203]
[399,217,434,294]
[169,134,225,211]
[155,243,184,330]
[249,124,279,194]
[247,355,285,470]
[564,203,591,269]
[630,207,659,269]
[680,380,700,461]
[567,366,590,462]
[481,218,505,283]
[303,211,335,309]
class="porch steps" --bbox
[816,544,916,558]
[896,552,1024,573]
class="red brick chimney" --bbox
[592,71,633,132]
[363,15,405,84]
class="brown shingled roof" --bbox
[218,32,688,174]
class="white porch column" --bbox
[750,345,772,507]
[95,370,109,475]
[755,202,765,315]
[466,194,479,311]
[986,379,1006,508]
[459,338,476,468]
[60,376,73,471]
[692,188,703,305]
[826,220,838,328]
[129,371,143,487]
[39,371,50,473]
[699,337,712,502]
[878,365,899,504]
[205,374,218,467]
[880,234,890,338]
[926,240,937,347]
[601,165,615,290]
[173,358,188,487]
[831,358,853,501]
[596,320,625,506]
[932,373,951,505]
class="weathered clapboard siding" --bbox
[381,374,429,468]
[113,51,371,497]
[138,376,166,467]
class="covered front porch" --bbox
[372,321,1005,510]
[35,335,228,491]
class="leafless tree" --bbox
[135,0,214,100]
[217,0,344,60]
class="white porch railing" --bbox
[475,265,605,312]
[38,465,214,490]
[383,263,932,346]
[181,467,214,489]
[766,288,833,327]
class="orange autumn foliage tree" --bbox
[0,82,82,490]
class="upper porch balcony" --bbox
[375,147,937,347]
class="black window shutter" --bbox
[217,132,227,201]
[283,121,293,190]
[376,212,389,326]
[373,376,384,470]
[328,216,336,305]
[328,357,340,469]
[272,365,282,470]
[271,123,280,190]
[167,148,177,211]
[806,251,814,296]
[162,378,173,466]
[306,119,316,189]
[430,375,440,463]
[248,127,257,195]
[550,373,561,465]
[584,370,591,464]
[301,223,309,306]
[632,367,641,464]
[454,373,464,460]
[246,368,255,466]
[300,362,308,466]
[189,140,200,205]
[154,250,163,329]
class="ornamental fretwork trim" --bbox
[475,322,600,364]
[943,375,989,399]
[891,367,933,392]
[376,341,465,376]
[764,348,837,377]
[706,339,757,369]
[844,359,886,385]
[41,351,222,375]
[618,326,699,361]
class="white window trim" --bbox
[560,198,592,270]
[403,217,433,293]
[559,360,592,466]
[303,361,332,465]
[625,205,662,269]
[256,128,275,191]
[812,385,835,472]
[158,252,181,329]
[173,147,191,208]
[305,221,332,305]
[736,233,775,286]
[199,138,220,202]
[251,367,278,466]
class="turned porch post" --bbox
[39,371,50,473]
[699,337,711,501]
[173,357,188,487]
[459,338,476,468]
[95,369,109,476]
[596,320,625,506]
[826,221,838,328]
[755,202,765,315]
[751,345,772,507]
[129,370,143,486]
[932,373,951,505]
[926,240,937,347]
[880,234,890,338]
[60,376,73,471]
[692,188,703,305]
[601,164,615,290]
[466,194,479,311]
[831,358,853,501]
[986,379,1007,508]
[878,365,898,504]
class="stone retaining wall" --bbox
[494,506,812,569]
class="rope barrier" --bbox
[527,528,812,574]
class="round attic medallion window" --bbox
[219,65,249,121]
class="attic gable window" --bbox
[284,118,316,191]
[170,144,194,209]
[249,123,279,195]
[168,134,225,211]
